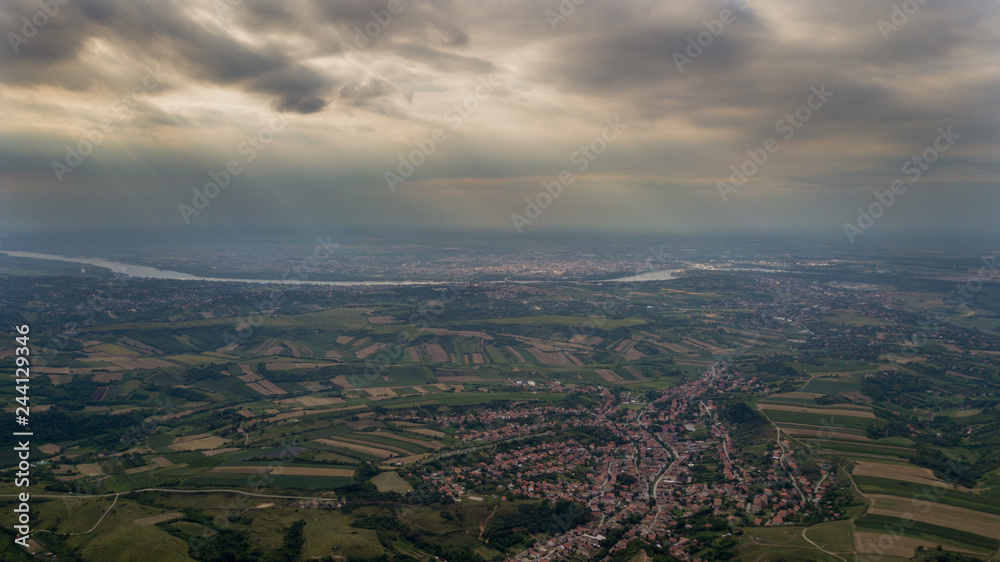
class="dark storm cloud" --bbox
[0,0,998,236]
[1,0,340,114]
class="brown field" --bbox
[156,409,195,421]
[355,343,384,359]
[623,347,645,360]
[151,456,175,467]
[423,343,449,362]
[210,466,354,477]
[336,336,354,345]
[759,403,876,419]
[595,369,623,382]
[48,375,72,385]
[104,357,176,369]
[866,494,1000,538]
[332,375,354,389]
[133,512,183,526]
[239,364,258,377]
[614,339,636,353]
[854,531,988,558]
[686,337,729,354]
[661,342,694,354]
[946,370,980,381]
[422,328,493,339]
[249,337,279,355]
[124,464,160,475]
[782,427,872,442]
[569,334,588,344]
[257,380,286,395]
[315,438,395,458]
[120,336,161,354]
[409,428,447,438]
[38,443,61,455]
[382,453,430,466]
[265,406,363,422]
[772,392,825,399]
[287,396,344,407]
[282,340,313,358]
[324,349,344,359]
[202,447,240,457]
[365,387,398,400]
[299,381,325,392]
[583,336,604,346]
[529,348,574,365]
[92,373,123,383]
[337,436,413,456]
[506,346,526,362]
[169,434,228,451]
[406,347,421,361]
[246,382,273,395]
[371,430,443,449]
[76,464,104,477]
[33,366,70,374]
[266,362,330,370]
[263,345,285,356]
[471,353,485,363]
[853,461,950,488]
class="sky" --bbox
[0,0,998,240]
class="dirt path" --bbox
[479,503,499,540]
[801,526,847,562]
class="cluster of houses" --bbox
[416,368,838,560]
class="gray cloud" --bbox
[0,0,997,238]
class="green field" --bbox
[854,514,999,551]
[853,476,1000,515]
[763,409,875,431]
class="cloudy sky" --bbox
[1,0,998,239]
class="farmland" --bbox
[2,245,1000,560]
